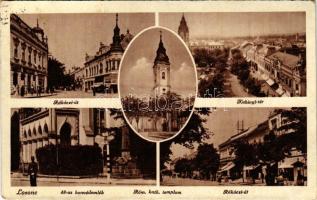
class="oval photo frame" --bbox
[118,26,198,143]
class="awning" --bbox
[220,162,235,172]
[275,87,285,96]
[93,82,104,87]
[243,164,260,171]
[266,78,275,86]
[278,157,305,169]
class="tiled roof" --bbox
[268,52,300,69]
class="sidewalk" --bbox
[11,172,155,186]
[12,93,57,98]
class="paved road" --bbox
[44,90,118,98]
[11,177,155,186]
[223,70,254,97]
[161,176,265,186]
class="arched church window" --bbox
[162,72,165,79]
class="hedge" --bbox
[36,144,103,176]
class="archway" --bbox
[60,122,71,146]
[11,112,20,171]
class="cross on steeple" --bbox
[116,13,118,26]
[36,18,39,27]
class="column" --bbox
[37,139,42,149]
[44,76,47,93]
[35,74,39,89]
[24,74,28,94]
[23,142,27,163]
[32,141,37,161]
[28,141,32,163]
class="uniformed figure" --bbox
[28,156,38,186]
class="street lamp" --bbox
[95,108,115,184]
[101,131,114,183]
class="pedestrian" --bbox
[21,86,25,97]
[93,87,96,96]
[28,156,38,186]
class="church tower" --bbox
[110,13,124,52]
[153,31,171,97]
[178,13,189,46]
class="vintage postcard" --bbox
[0,1,316,200]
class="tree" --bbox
[174,158,193,178]
[47,57,65,91]
[233,141,258,182]
[160,108,211,170]
[194,143,219,180]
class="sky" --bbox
[119,28,196,98]
[18,13,155,71]
[169,107,277,160]
[160,12,306,39]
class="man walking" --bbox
[28,156,38,186]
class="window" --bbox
[34,51,37,63]
[162,72,165,79]
[100,63,103,73]
[14,46,18,58]
[112,60,116,70]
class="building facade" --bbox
[11,108,147,177]
[10,14,49,96]
[218,110,307,185]
[241,42,306,97]
[82,14,133,94]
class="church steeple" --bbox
[110,13,123,52]
[154,31,170,65]
[178,13,189,45]
[153,30,171,97]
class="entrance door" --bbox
[11,111,20,171]
[60,122,71,146]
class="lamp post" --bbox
[95,108,115,184]
[101,131,114,184]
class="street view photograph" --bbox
[160,107,307,186]
[160,12,306,97]
[11,108,156,186]
[119,28,196,141]
[10,13,154,98]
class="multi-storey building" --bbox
[10,14,49,96]
[218,110,307,184]
[82,14,133,94]
[241,42,306,97]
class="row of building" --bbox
[218,110,306,185]
[10,14,49,96]
[237,40,306,97]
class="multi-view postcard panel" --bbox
[159,12,306,98]
[11,108,156,186]
[10,13,155,98]
[160,107,307,186]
